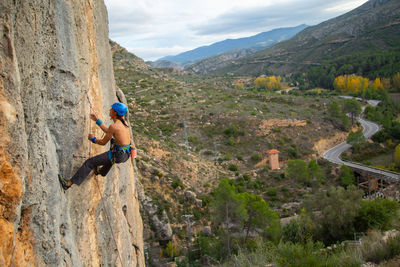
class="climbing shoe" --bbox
[58,174,71,190]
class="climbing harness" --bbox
[108,138,137,164]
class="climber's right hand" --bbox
[90,113,98,121]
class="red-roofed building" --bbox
[268,149,280,170]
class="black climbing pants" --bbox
[70,150,130,185]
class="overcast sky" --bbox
[104,0,368,61]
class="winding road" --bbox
[322,99,400,182]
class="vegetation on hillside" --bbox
[111,41,400,266]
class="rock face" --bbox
[0,0,144,266]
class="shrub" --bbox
[171,180,185,190]
[224,153,232,161]
[355,198,399,232]
[188,136,198,144]
[251,153,262,162]
[266,187,278,197]
[224,125,245,137]
[242,174,251,181]
[165,241,180,258]
[359,230,400,263]
[227,136,235,146]
[228,164,238,172]
[153,169,164,178]
[286,146,299,159]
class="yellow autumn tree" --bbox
[382,78,391,90]
[334,75,346,92]
[235,82,245,89]
[254,77,267,90]
[352,76,361,93]
[266,76,282,90]
[334,74,371,94]
[360,77,369,94]
[372,78,384,91]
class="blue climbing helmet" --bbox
[111,102,127,116]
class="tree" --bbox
[254,77,267,90]
[339,165,355,187]
[328,100,342,120]
[236,192,280,245]
[308,160,324,184]
[347,129,365,145]
[382,78,391,90]
[282,209,313,244]
[343,98,361,125]
[286,160,309,185]
[266,76,282,90]
[328,100,350,130]
[333,74,370,94]
[235,82,245,89]
[212,178,246,256]
[304,186,363,244]
[372,78,384,91]
[355,198,399,232]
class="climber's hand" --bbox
[90,113,98,121]
[88,133,94,140]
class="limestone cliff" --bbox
[0,0,144,266]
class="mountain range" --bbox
[187,0,400,75]
[148,24,308,68]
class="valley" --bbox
[112,37,400,266]
[108,1,400,265]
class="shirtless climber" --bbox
[58,102,133,190]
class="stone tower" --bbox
[268,149,280,170]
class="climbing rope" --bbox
[85,90,95,157]
[84,90,124,267]
[94,175,124,267]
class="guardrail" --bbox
[340,158,400,181]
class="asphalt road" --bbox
[322,100,399,181]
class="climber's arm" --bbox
[90,113,109,133]
[88,125,115,146]
[98,123,109,133]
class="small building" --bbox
[268,149,280,170]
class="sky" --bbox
[104,0,369,61]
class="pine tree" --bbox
[212,178,246,256]
[236,192,279,244]
[343,98,361,125]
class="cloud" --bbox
[190,0,365,36]
[104,0,368,60]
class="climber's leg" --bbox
[98,160,113,176]
[70,151,110,185]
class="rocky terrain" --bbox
[0,1,143,266]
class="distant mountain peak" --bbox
[188,0,400,75]
[152,24,308,67]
